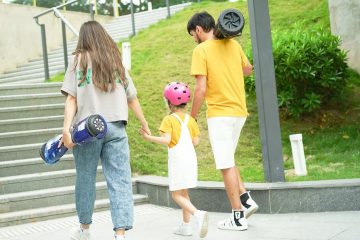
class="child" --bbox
[60,21,150,240]
[140,82,209,238]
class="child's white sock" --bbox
[80,226,90,234]
[115,234,125,239]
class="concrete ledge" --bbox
[134,175,360,213]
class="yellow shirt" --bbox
[191,39,249,117]
[159,113,200,148]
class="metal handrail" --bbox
[52,8,79,37]
[33,0,86,81]
[33,0,77,20]
[33,0,79,36]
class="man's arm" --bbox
[243,63,253,77]
[191,75,207,119]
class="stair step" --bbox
[0,179,138,213]
[28,55,70,65]
[0,103,64,120]
[0,82,61,95]
[0,167,104,195]
[0,93,64,108]
[0,182,106,213]
[16,60,66,70]
[0,154,73,177]
[5,62,64,74]
[0,194,147,227]
[0,142,68,161]
[0,70,62,84]
[42,45,75,55]
[0,115,63,132]
[0,127,63,147]
[1,65,65,79]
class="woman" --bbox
[60,21,150,240]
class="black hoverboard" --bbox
[214,9,245,39]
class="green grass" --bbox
[49,0,360,182]
[280,68,360,181]
[47,72,65,82]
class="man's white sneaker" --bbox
[70,227,90,240]
[194,210,209,238]
[240,191,259,219]
[173,222,192,236]
[217,210,248,231]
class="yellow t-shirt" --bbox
[191,39,249,117]
[159,113,200,148]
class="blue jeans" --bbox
[73,121,133,231]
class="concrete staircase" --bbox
[0,3,191,227]
[0,83,148,227]
[0,3,191,85]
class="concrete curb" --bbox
[134,175,360,213]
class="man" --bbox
[187,11,258,231]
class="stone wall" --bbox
[0,3,113,74]
[328,0,360,73]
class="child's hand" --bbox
[139,128,151,140]
[141,123,151,136]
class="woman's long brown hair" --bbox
[73,21,127,92]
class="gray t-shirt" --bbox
[61,55,137,124]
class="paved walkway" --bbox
[0,204,359,240]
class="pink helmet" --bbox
[163,82,191,106]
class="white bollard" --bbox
[122,42,131,71]
[148,2,152,11]
[289,134,307,176]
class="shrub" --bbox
[245,23,349,118]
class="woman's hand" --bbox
[139,128,151,141]
[141,121,151,136]
[58,131,76,149]
[127,97,152,136]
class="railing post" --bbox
[93,0,98,15]
[61,21,68,70]
[130,0,136,36]
[166,0,170,18]
[33,0,79,80]
[40,24,50,81]
[122,42,131,70]
[90,3,95,20]
[113,0,119,17]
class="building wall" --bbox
[329,0,360,73]
[0,3,113,74]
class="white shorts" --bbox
[207,117,247,169]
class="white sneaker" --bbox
[217,210,248,231]
[173,222,192,236]
[240,191,259,219]
[70,227,90,240]
[194,210,209,238]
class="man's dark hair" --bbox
[187,11,215,35]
